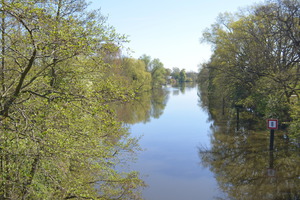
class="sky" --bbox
[90,0,262,72]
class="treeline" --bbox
[118,55,166,91]
[170,67,198,84]
[0,1,149,199]
[198,0,300,137]
[113,54,198,93]
[0,0,200,197]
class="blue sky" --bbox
[90,0,261,72]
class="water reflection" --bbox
[121,84,220,199]
[172,82,196,95]
[114,82,196,124]
[199,127,300,199]
[114,88,170,124]
[198,84,300,199]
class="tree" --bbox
[121,57,152,92]
[171,67,180,81]
[139,54,152,72]
[186,71,198,82]
[200,0,300,121]
[179,69,186,83]
[139,56,167,89]
[0,1,145,199]
[150,58,166,88]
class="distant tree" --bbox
[165,68,172,77]
[122,57,152,91]
[151,58,166,88]
[139,54,152,71]
[186,71,198,82]
[179,69,187,83]
[171,67,180,81]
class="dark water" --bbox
[124,85,300,200]
[128,85,222,200]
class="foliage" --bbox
[198,0,300,135]
[138,54,151,72]
[121,57,152,92]
[289,102,300,139]
[0,0,145,199]
[138,55,167,89]
[150,58,167,88]
[171,67,180,82]
[198,1,300,198]
[179,69,186,83]
[170,68,197,84]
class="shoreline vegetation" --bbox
[2,0,299,199]
[0,0,196,199]
[197,2,300,199]
[198,0,300,140]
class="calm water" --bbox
[122,85,300,200]
[129,85,222,200]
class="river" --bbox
[126,85,223,199]
[118,84,300,200]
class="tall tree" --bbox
[200,0,300,120]
[150,58,166,88]
[139,54,152,72]
[0,1,145,199]
[121,57,152,92]
[179,69,186,83]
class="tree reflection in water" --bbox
[113,88,170,124]
[197,82,300,200]
[199,122,300,200]
[114,82,195,124]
